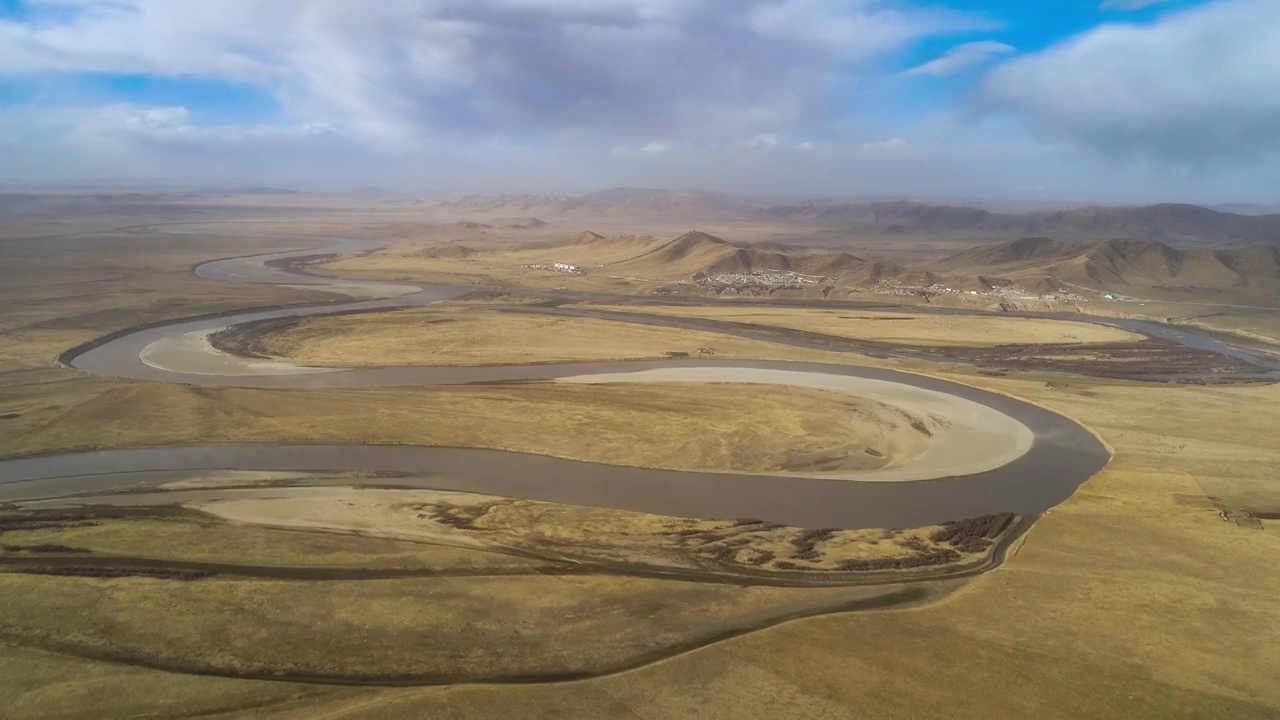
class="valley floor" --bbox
[2,210,1278,719]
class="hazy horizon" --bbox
[1,0,1277,204]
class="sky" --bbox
[0,0,1277,202]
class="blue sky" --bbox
[0,0,1275,202]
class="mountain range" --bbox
[429,188,1280,246]
[548,229,1280,299]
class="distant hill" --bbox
[428,190,1280,246]
[763,200,1280,245]
[610,231,778,277]
[431,194,571,215]
[564,230,879,282]
[430,188,759,219]
[596,231,1280,297]
[489,216,548,229]
[936,237,1280,293]
[415,245,476,259]
[566,188,758,218]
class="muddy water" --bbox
[1,233,1123,527]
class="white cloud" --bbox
[0,0,988,150]
[742,133,782,149]
[1100,0,1174,10]
[904,40,1015,77]
[983,0,1280,162]
[795,141,815,151]
[641,139,674,155]
[68,104,338,148]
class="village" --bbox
[870,278,1096,304]
[522,261,585,275]
[692,269,827,289]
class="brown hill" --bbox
[570,230,605,244]
[430,194,571,215]
[765,200,1280,245]
[614,231,767,276]
[489,216,549,229]
[415,244,476,259]
[937,237,1280,292]
[430,188,758,220]
[610,231,879,280]
[564,188,758,218]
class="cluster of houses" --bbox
[693,270,826,289]
[522,261,585,275]
[871,279,1088,304]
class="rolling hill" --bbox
[427,189,1280,246]
[764,200,1280,245]
[936,237,1280,293]
[427,188,757,219]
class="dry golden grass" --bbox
[3,212,1280,718]
[0,377,929,477]
[160,487,976,573]
[216,306,865,366]
[0,514,542,571]
[204,373,1278,720]
[0,572,897,681]
[0,229,336,369]
[0,642,350,720]
[587,304,1143,346]
[323,247,672,295]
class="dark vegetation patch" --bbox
[208,316,307,359]
[703,545,740,563]
[835,548,961,571]
[263,253,341,275]
[0,507,201,534]
[13,566,213,580]
[930,512,1015,553]
[730,519,786,531]
[0,512,102,533]
[897,536,930,553]
[969,340,1262,380]
[3,544,89,553]
[427,503,495,531]
[791,528,839,561]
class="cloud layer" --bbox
[904,40,1014,77]
[984,0,1280,163]
[0,0,984,147]
[0,0,1276,201]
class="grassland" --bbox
[114,370,1271,720]
[209,305,1140,371]
[0,642,349,720]
[0,571,911,682]
[0,228,939,478]
[210,306,853,365]
[2,210,1279,718]
[585,304,1142,346]
[83,486,978,573]
[0,510,546,571]
[0,379,934,477]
